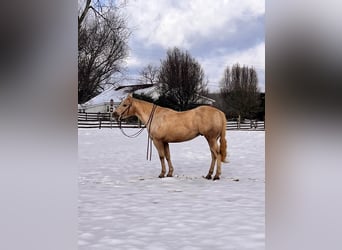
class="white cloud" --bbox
[123,0,265,92]
[222,42,265,70]
[125,0,264,49]
[125,53,143,68]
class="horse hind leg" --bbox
[213,152,222,180]
[205,150,216,180]
[205,138,220,180]
[164,143,174,177]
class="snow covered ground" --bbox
[79,129,265,250]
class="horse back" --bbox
[194,105,225,121]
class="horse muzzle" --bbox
[112,110,120,120]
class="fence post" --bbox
[99,119,102,129]
[110,114,113,129]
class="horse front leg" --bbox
[164,143,174,177]
[153,139,166,178]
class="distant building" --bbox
[80,86,129,113]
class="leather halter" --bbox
[118,103,131,122]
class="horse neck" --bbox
[132,98,155,125]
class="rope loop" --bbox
[118,104,157,160]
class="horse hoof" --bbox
[167,173,173,177]
[205,175,212,180]
[158,174,165,178]
[213,176,220,180]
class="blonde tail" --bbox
[220,114,228,163]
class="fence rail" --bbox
[78,112,265,130]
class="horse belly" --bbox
[164,129,199,143]
[153,114,200,142]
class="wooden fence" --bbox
[78,112,265,131]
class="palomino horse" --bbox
[114,94,228,180]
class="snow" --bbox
[134,85,160,100]
[83,86,126,106]
[79,129,265,250]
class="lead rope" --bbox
[146,104,157,161]
[119,120,145,138]
[118,104,157,160]
[118,104,145,138]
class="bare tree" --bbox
[78,0,127,30]
[137,64,159,85]
[158,47,208,110]
[78,0,92,30]
[220,63,260,119]
[78,0,130,104]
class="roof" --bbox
[115,84,154,91]
[82,84,215,107]
[82,86,127,106]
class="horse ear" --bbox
[127,93,133,99]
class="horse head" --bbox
[113,93,135,121]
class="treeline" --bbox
[208,92,265,121]
[217,63,264,120]
[135,59,264,120]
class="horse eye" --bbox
[123,104,127,107]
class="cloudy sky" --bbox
[122,0,265,92]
